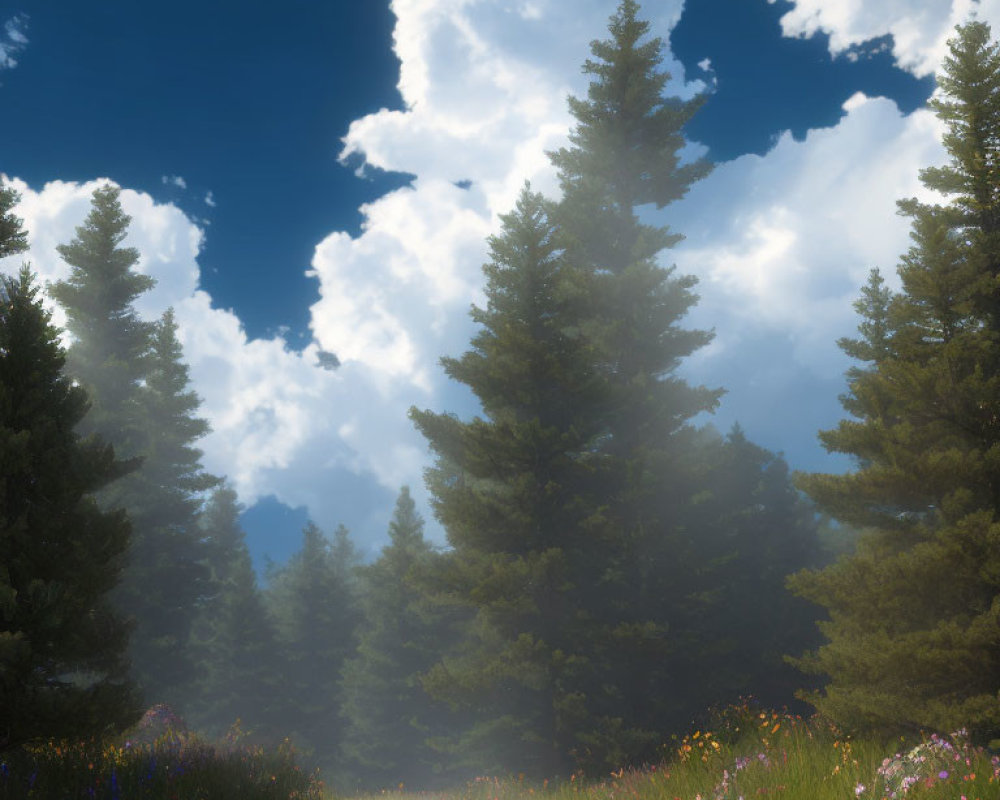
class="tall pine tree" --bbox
[49,184,154,455]
[414,0,719,774]
[547,0,720,767]
[50,186,218,706]
[0,263,140,750]
[790,22,1000,744]
[412,186,603,777]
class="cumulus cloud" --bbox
[774,0,982,76]
[0,13,28,71]
[4,2,681,554]
[0,175,430,549]
[671,93,947,377]
[3,0,986,553]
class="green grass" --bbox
[348,704,1000,800]
[3,703,999,799]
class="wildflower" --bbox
[855,784,866,796]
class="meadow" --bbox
[2,701,999,800]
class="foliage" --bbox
[790,21,1000,744]
[410,0,824,778]
[0,182,28,259]
[188,486,283,741]
[49,185,219,707]
[0,262,140,750]
[412,185,602,778]
[669,427,826,725]
[266,522,363,774]
[48,183,155,445]
[341,487,461,791]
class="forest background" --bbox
[3,0,1000,794]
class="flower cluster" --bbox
[868,729,995,798]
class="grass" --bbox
[3,702,999,799]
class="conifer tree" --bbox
[267,522,362,772]
[548,0,720,767]
[110,308,220,704]
[341,487,457,790]
[412,186,603,776]
[675,427,824,719]
[0,264,140,750]
[790,22,1000,744]
[188,485,280,740]
[414,1,719,774]
[50,187,218,706]
[49,184,154,452]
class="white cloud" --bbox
[161,174,188,190]
[670,92,947,379]
[204,190,216,207]
[3,0,981,553]
[4,3,675,553]
[0,175,432,548]
[773,0,982,76]
[0,13,28,71]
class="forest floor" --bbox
[350,706,1000,800]
[2,704,999,799]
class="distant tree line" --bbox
[2,0,998,791]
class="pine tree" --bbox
[412,186,602,777]
[49,184,154,453]
[674,426,825,720]
[50,186,218,706]
[547,0,720,768]
[110,308,220,705]
[790,22,1000,744]
[0,264,140,750]
[413,0,720,774]
[267,522,362,773]
[341,487,457,790]
[188,485,281,740]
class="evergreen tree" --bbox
[674,426,825,720]
[0,264,140,750]
[267,521,362,773]
[50,187,218,706]
[790,22,1000,744]
[49,184,154,453]
[412,186,602,776]
[188,485,280,740]
[341,487,457,790]
[110,308,220,705]
[414,0,718,774]
[548,0,720,768]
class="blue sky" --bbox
[0,0,976,567]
